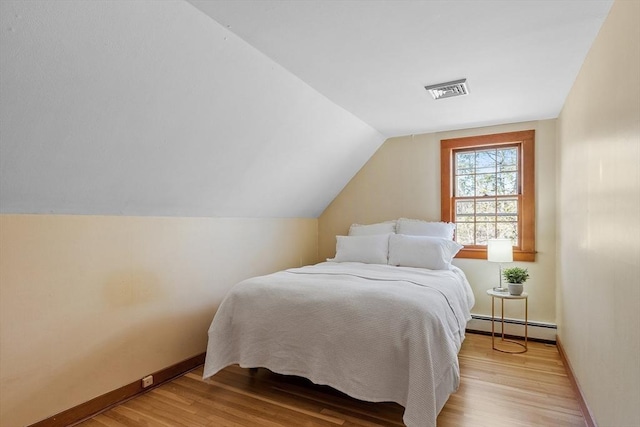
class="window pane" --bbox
[456,200,475,215]
[475,150,497,174]
[455,222,475,245]
[476,174,496,196]
[497,222,518,242]
[497,172,517,195]
[476,200,496,214]
[497,199,518,214]
[456,175,475,196]
[475,223,496,245]
[455,152,475,174]
[497,148,517,172]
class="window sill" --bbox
[455,247,536,262]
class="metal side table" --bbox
[486,289,528,354]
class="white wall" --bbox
[556,0,640,425]
[319,120,557,324]
[0,215,317,426]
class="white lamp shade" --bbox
[487,239,513,263]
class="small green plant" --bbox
[502,267,530,284]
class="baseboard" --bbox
[467,314,557,342]
[556,337,598,427]
[28,352,206,427]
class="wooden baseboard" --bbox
[28,353,206,427]
[556,337,597,427]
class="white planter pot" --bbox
[508,283,524,296]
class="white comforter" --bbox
[203,262,474,427]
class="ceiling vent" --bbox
[425,79,468,100]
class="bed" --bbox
[203,220,475,427]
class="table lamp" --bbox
[488,238,513,292]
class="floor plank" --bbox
[78,334,585,426]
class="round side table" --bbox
[486,289,528,354]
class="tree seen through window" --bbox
[454,146,519,246]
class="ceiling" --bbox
[189,0,613,136]
[0,0,613,218]
[0,0,383,217]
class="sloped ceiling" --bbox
[0,0,612,218]
[0,0,383,217]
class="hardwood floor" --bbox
[78,333,585,426]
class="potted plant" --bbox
[502,267,529,296]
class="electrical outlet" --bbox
[141,375,153,388]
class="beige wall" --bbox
[319,120,557,323]
[556,0,640,425]
[0,214,317,427]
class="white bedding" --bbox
[203,262,474,427]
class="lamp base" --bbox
[493,286,508,293]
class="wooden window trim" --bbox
[441,130,536,262]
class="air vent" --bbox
[425,79,469,100]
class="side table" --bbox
[486,289,528,354]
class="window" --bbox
[441,130,535,261]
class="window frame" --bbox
[440,130,536,261]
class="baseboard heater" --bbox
[466,314,557,342]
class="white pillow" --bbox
[388,234,463,270]
[396,218,456,240]
[348,221,396,236]
[329,233,391,264]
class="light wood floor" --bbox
[78,334,585,426]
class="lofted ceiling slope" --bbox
[0,0,383,218]
[0,1,613,218]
